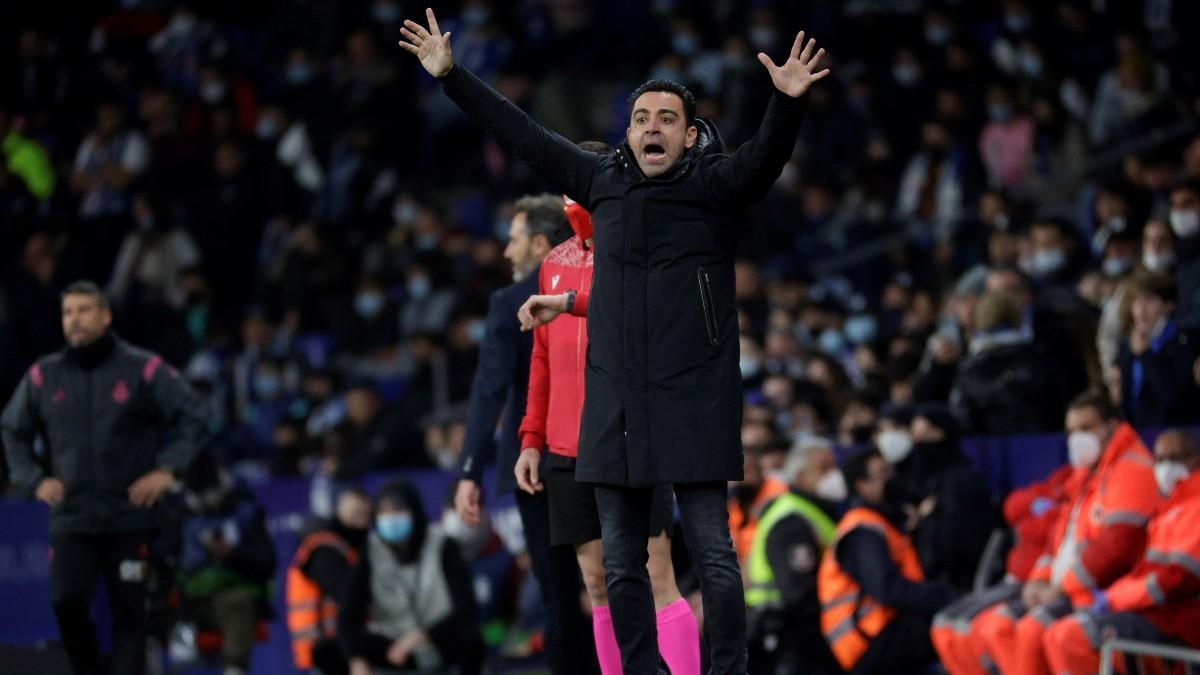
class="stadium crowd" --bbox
[4,0,1200,673]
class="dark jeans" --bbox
[595,482,746,675]
[516,488,599,675]
[50,530,151,675]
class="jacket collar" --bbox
[64,331,117,368]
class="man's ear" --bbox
[685,125,698,149]
[626,127,633,145]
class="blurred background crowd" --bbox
[3,0,1200,673]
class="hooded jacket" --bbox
[441,64,806,486]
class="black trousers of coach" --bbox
[50,530,151,675]
[596,482,746,675]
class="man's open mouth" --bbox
[643,143,666,162]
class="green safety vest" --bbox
[745,491,837,608]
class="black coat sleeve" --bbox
[700,90,806,211]
[440,65,598,203]
[1,368,46,497]
[426,539,481,659]
[458,289,519,483]
[764,514,822,611]
[337,556,373,658]
[837,527,959,617]
[144,359,208,476]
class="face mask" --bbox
[393,201,418,226]
[376,512,414,543]
[466,318,487,345]
[815,469,848,502]
[1171,209,1200,239]
[1155,461,1190,496]
[286,63,313,86]
[739,355,761,379]
[407,276,431,300]
[1004,13,1031,34]
[1028,249,1066,277]
[354,292,385,318]
[987,103,1013,123]
[462,6,491,27]
[1144,251,1176,273]
[672,32,699,56]
[818,328,845,354]
[925,24,953,46]
[168,14,196,36]
[1020,52,1044,78]
[844,314,877,345]
[893,63,921,87]
[1102,257,1134,277]
[877,430,914,464]
[200,80,227,105]
[372,2,400,23]
[1068,430,1103,469]
[749,27,777,50]
[255,117,278,140]
[254,372,282,400]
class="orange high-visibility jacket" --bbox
[1028,423,1158,606]
[285,530,360,669]
[730,477,788,563]
[817,506,925,671]
[1106,471,1200,646]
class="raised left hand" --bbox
[128,468,175,508]
[757,31,830,98]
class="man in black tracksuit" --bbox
[400,10,829,673]
[1,280,207,675]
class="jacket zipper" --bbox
[697,268,720,346]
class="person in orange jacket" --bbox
[1002,464,1075,582]
[1044,429,1200,675]
[932,390,1159,675]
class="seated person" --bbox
[316,478,484,675]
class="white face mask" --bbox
[1154,461,1190,496]
[1143,251,1176,273]
[815,469,848,502]
[1171,209,1200,239]
[877,430,914,465]
[1068,430,1103,469]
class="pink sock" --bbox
[656,598,701,675]
[592,604,625,675]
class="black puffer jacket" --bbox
[2,333,207,533]
[950,339,1064,434]
[442,65,806,486]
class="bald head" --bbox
[1154,430,1199,465]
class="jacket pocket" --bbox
[697,268,720,347]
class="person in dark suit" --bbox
[451,194,596,674]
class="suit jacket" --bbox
[458,269,538,494]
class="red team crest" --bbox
[112,380,129,404]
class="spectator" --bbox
[729,422,789,565]
[287,487,372,672]
[951,291,1063,434]
[0,105,54,202]
[322,478,483,675]
[179,453,277,675]
[1117,271,1200,427]
[746,435,844,675]
[70,98,149,221]
[817,448,959,674]
[934,391,1159,675]
[333,379,417,478]
[1170,179,1200,327]
[1044,430,1200,674]
[978,81,1035,191]
[900,405,998,591]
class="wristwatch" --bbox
[565,289,577,315]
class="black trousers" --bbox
[851,614,936,675]
[311,632,484,675]
[516,488,599,675]
[595,482,745,675]
[50,530,151,675]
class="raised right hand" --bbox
[35,478,64,507]
[398,8,454,78]
[514,448,544,495]
[454,479,483,527]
